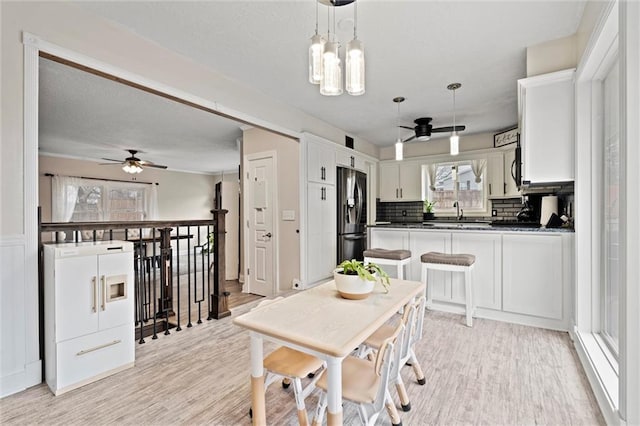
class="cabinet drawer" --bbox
[54,324,134,394]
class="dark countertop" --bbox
[368,221,575,233]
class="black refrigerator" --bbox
[337,167,367,263]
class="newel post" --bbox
[211,209,231,319]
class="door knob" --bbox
[263,232,272,238]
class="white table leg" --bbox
[326,356,343,426]
[249,332,266,426]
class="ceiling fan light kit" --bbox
[309,0,364,96]
[122,161,143,174]
[101,149,168,174]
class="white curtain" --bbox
[51,176,81,222]
[427,164,437,191]
[471,159,486,183]
[146,184,159,220]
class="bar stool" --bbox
[364,248,412,279]
[420,252,476,327]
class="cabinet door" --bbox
[55,255,99,342]
[336,151,365,172]
[97,251,134,331]
[398,162,422,201]
[486,153,505,198]
[378,163,400,201]
[503,148,520,197]
[519,70,574,183]
[451,232,501,309]
[503,234,563,319]
[307,183,336,284]
[307,141,336,184]
[408,231,450,299]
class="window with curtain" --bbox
[602,59,620,356]
[425,161,486,214]
[52,176,158,223]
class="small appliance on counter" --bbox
[516,200,535,222]
[540,195,558,226]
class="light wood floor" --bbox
[1,305,604,425]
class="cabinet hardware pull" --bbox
[400,188,403,198]
[76,340,121,356]
[489,183,492,195]
[396,188,399,198]
[92,276,97,313]
[107,246,123,251]
[504,182,507,194]
[101,275,106,311]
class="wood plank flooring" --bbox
[0,305,604,425]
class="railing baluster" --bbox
[198,226,203,324]
[207,224,212,321]
[151,227,158,340]
[187,225,192,328]
[175,225,181,332]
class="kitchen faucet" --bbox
[453,201,464,221]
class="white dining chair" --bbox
[312,321,405,426]
[250,298,325,426]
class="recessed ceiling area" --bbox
[39,57,243,174]
[76,1,586,147]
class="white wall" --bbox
[526,35,578,77]
[243,128,300,293]
[0,1,373,396]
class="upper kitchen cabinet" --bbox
[487,148,521,199]
[336,149,366,172]
[306,138,336,185]
[378,161,422,202]
[518,69,575,184]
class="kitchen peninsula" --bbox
[368,223,574,331]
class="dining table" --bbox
[233,278,426,426]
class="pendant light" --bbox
[308,1,325,84]
[320,7,343,95]
[447,83,461,156]
[393,97,405,161]
[346,1,364,95]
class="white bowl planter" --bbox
[333,269,375,300]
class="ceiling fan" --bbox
[399,117,466,143]
[100,149,168,174]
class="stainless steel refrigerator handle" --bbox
[355,179,363,224]
[343,234,365,240]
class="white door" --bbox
[246,153,276,296]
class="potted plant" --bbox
[333,259,390,300]
[423,199,436,220]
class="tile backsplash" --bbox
[376,198,525,222]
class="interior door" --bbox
[246,154,276,296]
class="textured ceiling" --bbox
[39,58,242,174]
[77,1,585,146]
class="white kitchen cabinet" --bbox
[451,232,501,310]
[503,147,521,197]
[378,161,422,201]
[369,228,412,279]
[487,153,505,198]
[307,139,336,185]
[306,183,337,284]
[502,234,564,320]
[518,69,575,184]
[487,149,521,199]
[44,241,135,395]
[336,150,365,172]
[408,230,451,298]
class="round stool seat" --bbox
[363,248,412,261]
[420,251,475,266]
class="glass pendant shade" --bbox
[309,34,325,84]
[320,41,343,96]
[123,162,143,174]
[395,139,403,161]
[346,38,365,95]
[450,133,460,156]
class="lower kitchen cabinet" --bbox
[369,229,412,279]
[502,234,563,320]
[451,232,501,310]
[368,227,573,330]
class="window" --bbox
[52,176,158,223]
[602,59,620,355]
[425,161,486,214]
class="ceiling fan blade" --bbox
[98,162,123,166]
[402,135,416,143]
[398,126,414,130]
[101,158,124,163]
[431,125,466,133]
[143,163,168,169]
